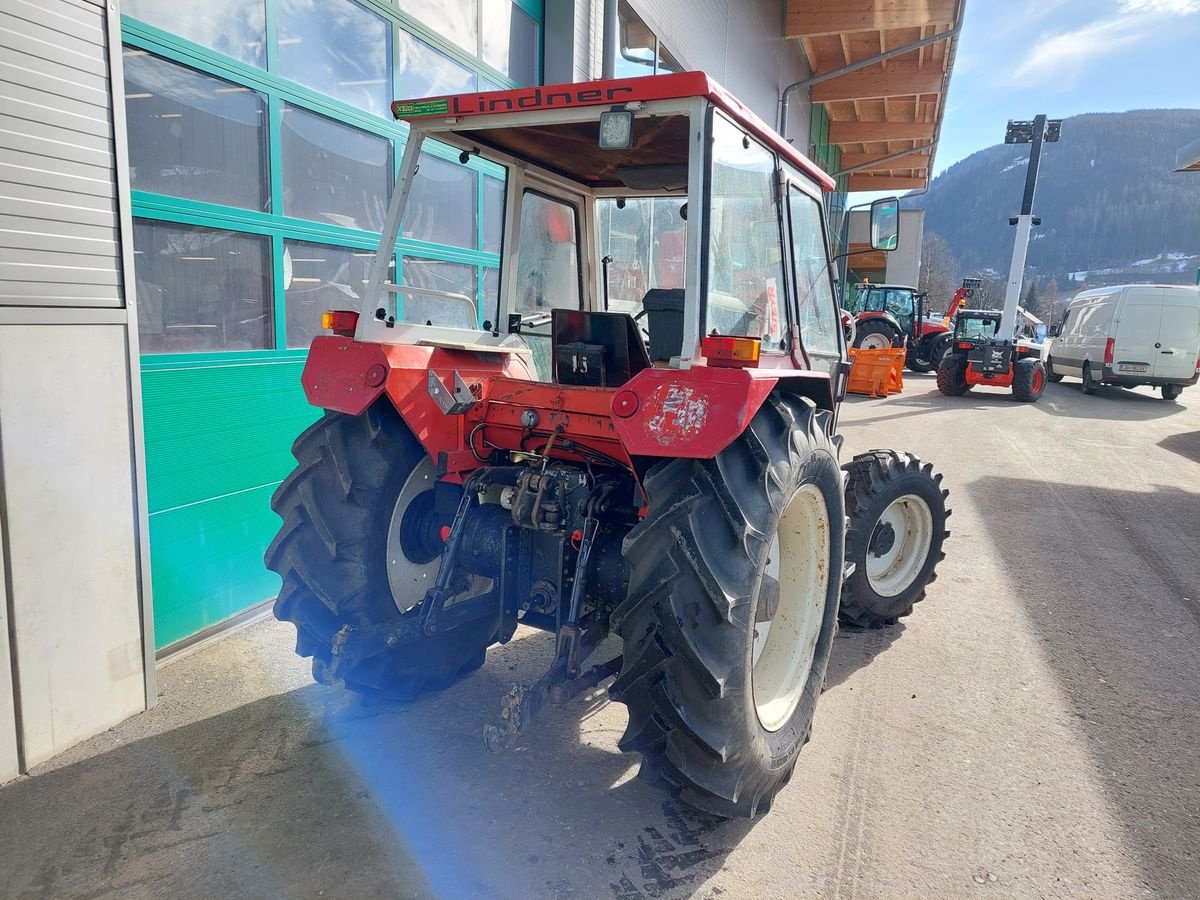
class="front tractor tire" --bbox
[839,451,950,629]
[1011,358,1046,402]
[611,394,844,818]
[854,319,902,350]
[936,353,971,396]
[265,402,498,698]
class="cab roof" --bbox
[392,71,837,193]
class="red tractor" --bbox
[266,73,950,818]
[845,282,956,372]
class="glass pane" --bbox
[707,114,786,343]
[132,220,272,353]
[656,45,683,74]
[481,0,539,85]
[597,197,687,314]
[615,0,656,79]
[401,152,476,248]
[396,0,478,54]
[399,257,478,329]
[515,191,580,317]
[281,104,392,232]
[787,187,839,357]
[396,29,477,100]
[483,175,505,254]
[283,241,391,349]
[278,0,391,117]
[483,267,499,321]
[124,0,265,67]
[123,50,268,211]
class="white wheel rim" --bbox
[385,458,441,612]
[752,483,830,733]
[859,333,891,350]
[865,494,933,598]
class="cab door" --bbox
[505,175,589,380]
[782,176,842,377]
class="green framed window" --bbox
[122,0,540,651]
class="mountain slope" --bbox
[905,109,1200,279]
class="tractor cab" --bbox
[848,283,922,335]
[338,73,901,401]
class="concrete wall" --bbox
[0,0,152,777]
[628,0,812,144]
[553,1,812,146]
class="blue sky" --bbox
[932,0,1200,174]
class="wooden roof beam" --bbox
[786,0,958,38]
[846,174,926,191]
[811,61,944,102]
[828,121,935,144]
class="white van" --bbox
[1045,284,1200,400]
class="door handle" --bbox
[1161,350,1174,355]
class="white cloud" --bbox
[1009,0,1200,86]
[1120,0,1200,12]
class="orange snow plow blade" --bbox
[846,347,905,397]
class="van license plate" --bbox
[1119,363,1148,373]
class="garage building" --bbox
[0,0,963,772]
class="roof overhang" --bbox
[786,0,966,191]
[1176,138,1200,172]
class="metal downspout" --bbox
[832,142,936,177]
[602,0,618,79]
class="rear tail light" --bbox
[322,310,359,337]
[958,342,972,350]
[701,335,761,368]
[1104,337,1115,366]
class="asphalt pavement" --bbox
[1,375,1197,899]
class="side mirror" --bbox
[869,197,900,251]
[1047,323,1061,337]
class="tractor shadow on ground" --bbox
[0,622,797,900]
[969,475,1200,899]
[0,614,908,900]
[824,622,906,692]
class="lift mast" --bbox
[999,115,1060,340]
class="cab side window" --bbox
[786,186,839,357]
[514,190,581,319]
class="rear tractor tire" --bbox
[611,394,844,818]
[1011,358,1046,402]
[854,319,902,350]
[839,451,950,629]
[907,333,953,374]
[265,402,498,699]
[936,353,971,396]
